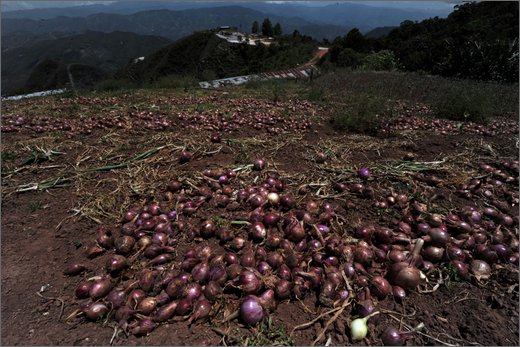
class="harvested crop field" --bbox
[1,86,518,346]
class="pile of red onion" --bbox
[64,156,518,343]
[1,95,317,136]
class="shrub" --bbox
[330,93,390,134]
[361,50,400,71]
[307,85,326,102]
[336,48,364,68]
[432,83,493,123]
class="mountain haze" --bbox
[2,6,349,41]
[1,31,171,94]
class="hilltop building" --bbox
[215,27,274,46]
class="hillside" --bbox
[1,31,171,95]
[382,1,519,82]
[116,30,317,85]
[323,1,518,83]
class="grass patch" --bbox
[246,317,294,346]
[149,74,198,91]
[311,69,519,118]
[432,83,492,123]
[28,200,42,212]
[330,93,390,134]
[1,151,17,162]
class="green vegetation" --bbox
[251,20,259,34]
[112,29,316,87]
[245,317,294,346]
[330,93,390,134]
[309,70,519,117]
[262,18,274,37]
[325,1,518,83]
[1,151,17,162]
[432,83,493,123]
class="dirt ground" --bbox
[1,89,518,346]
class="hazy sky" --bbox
[1,0,460,12]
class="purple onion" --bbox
[240,295,265,326]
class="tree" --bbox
[262,18,273,37]
[344,28,368,52]
[273,23,282,36]
[251,21,259,34]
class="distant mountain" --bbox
[1,31,171,95]
[2,6,350,42]
[2,2,453,33]
[364,26,397,39]
[240,2,453,32]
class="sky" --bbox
[2,0,461,12]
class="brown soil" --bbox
[1,89,518,346]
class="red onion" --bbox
[426,228,449,246]
[64,263,86,276]
[200,220,216,238]
[392,285,406,301]
[127,288,146,306]
[175,298,193,316]
[358,167,371,179]
[239,270,262,294]
[114,235,135,255]
[203,281,222,302]
[381,326,414,346]
[183,283,203,301]
[89,278,112,300]
[250,222,267,241]
[371,276,392,299]
[96,227,114,249]
[187,299,212,325]
[75,280,92,299]
[137,297,158,315]
[354,246,373,266]
[83,302,109,320]
[130,318,157,336]
[106,289,126,309]
[253,159,266,171]
[166,278,185,299]
[354,225,373,240]
[192,261,210,283]
[278,264,292,280]
[209,264,227,285]
[423,246,444,263]
[239,295,265,326]
[450,260,469,280]
[153,300,178,322]
[284,217,306,243]
[106,255,128,275]
[280,195,295,210]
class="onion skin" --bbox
[64,263,86,276]
[187,299,212,325]
[83,303,109,320]
[240,295,265,326]
[89,278,113,300]
[388,262,421,291]
[370,276,392,299]
[153,300,178,322]
[75,281,92,299]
